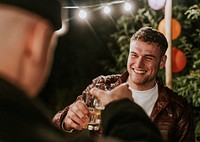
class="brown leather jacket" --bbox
[52,71,195,142]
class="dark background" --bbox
[39,0,125,114]
[39,0,198,115]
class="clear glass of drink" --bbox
[87,97,105,131]
[82,83,107,131]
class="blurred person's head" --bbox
[127,27,168,90]
[0,0,62,97]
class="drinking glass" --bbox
[82,83,107,131]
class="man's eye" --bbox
[131,54,137,58]
[145,57,153,60]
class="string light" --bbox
[124,2,132,11]
[63,1,125,9]
[79,9,87,19]
[103,6,111,14]
[63,1,134,20]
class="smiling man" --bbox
[0,1,164,141]
[53,27,195,142]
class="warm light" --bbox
[158,18,181,40]
[79,9,87,19]
[103,6,111,14]
[172,47,187,73]
[148,0,166,10]
[124,2,132,11]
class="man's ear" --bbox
[25,20,52,64]
[160,55,167,69]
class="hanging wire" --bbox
[63,0,125,9]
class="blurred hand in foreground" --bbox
[90,83,133,106]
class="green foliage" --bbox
[107,3,200,141]
[108,7,163,73]
[173,70,200,106]
[185,4,200,20]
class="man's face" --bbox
[42,33,58,87]
[32,31,58,97]
[127,40,166,90]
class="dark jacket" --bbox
[53,71,195,142]
[112,71,195,142]
[0,78,162,142]
[0,78,68,142]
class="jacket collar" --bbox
[116,71,170,120]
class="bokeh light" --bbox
[103,6,111,14]
[79,9,87,19]
[124,2,132,11]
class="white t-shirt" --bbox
[129,83,158,116]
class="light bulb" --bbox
[124,2,132,11]
[79,9,87,19]
[103,6,111,14]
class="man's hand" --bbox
[90,83,133,106]
[62,100,90,131]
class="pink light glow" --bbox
[148,0,166,10]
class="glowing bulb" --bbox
[79,9,87,19]
[124,2,132,11]
[103,6,111,14]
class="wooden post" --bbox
[165,0,172,88]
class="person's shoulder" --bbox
[92,74,121,83]
[164,86,190,109]
[156,77,188,105]
[95,74,121,79]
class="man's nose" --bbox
[135,57,144,67]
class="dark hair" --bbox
[131,27,168,56]
[0,0,62,30]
